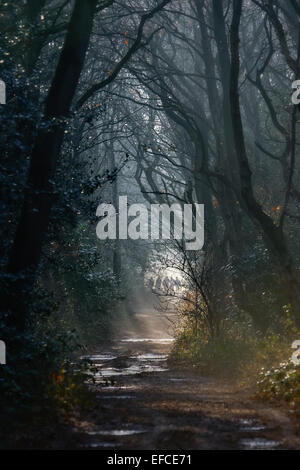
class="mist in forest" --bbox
[0,0,300,451]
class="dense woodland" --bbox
[1,0,300,447]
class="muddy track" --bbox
[61,310,300,451]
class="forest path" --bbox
[71,309,300,450]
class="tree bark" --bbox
[5,0,98,329]
[230,0,300,328]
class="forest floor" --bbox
[62,308,300,451]
[12,308,300,450]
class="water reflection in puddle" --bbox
[239,419,266,432]
[83,354,118,361]
[96,385,137,392]
[240,438,280,449]
[85,335,172,383]
[121,338,174,344]
[87,429,147,436]
[85,442,118,448]
[132,353,168,361]
[88,350,169,380]
[95,364,168,378]
[240,425,266,432]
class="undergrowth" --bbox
[170,305,300,406]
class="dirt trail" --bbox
[70,309,300,450]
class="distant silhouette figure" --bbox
[163,277,169,291]
[155,276,162,291]
[148,277,154,291]
[169,278,176,292]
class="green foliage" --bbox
[0,293,94,449]
[170,322,253,378]
[0,341,94,449]
[43,222,123,345]
[48,358,95,412]
[170,305,299,381]
[0,321,81,415]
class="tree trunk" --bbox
[229,0,300,328]
[5,0,98,329]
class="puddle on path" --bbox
[87,347,169,381]
[239,419,266,432]
[83,354,118,362]
[78,311,288,451]
[87,428,147,437]
[121,338,174,344]
[239,438,280,449]
[132,353,168,361]
[84,442,119,448]
[96,385,138,393]
[95,364,168,379]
